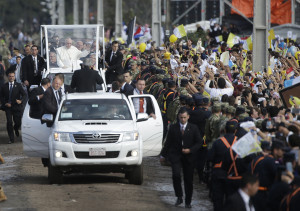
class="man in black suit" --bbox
[123,71,136,88]
[54,73,73,96]
[224,173,259,211]
[0,71,26,143]
[130,78,155,119]
[70,58,104,92]
[21,45,45,87]
[161,108,202,208]
[117,74,134,97]
[28,78,51,119]
[105,41,123,84]
[42,76,63,126]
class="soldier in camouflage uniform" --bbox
[148,74,164,96]
[226,106,236,120]
[0,42,11,69]
[205,102,221,149]
[218,102,229,137]
[129,60,140,81]
[177,79,191,97]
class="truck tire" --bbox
[128,163,143,185]
[48,163,63,184]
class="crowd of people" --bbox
[0,22,300,211]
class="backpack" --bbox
[166,96,181,123]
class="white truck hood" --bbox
[54,120,136,133]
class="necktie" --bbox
[9,83,13,103]
[33,57,37,75]
[111,52,115,62]
[55,91,61,106]
[181,125,185,135]
[139,91,144,113]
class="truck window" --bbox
[59,99,132,120]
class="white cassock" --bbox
[56,46,83,70]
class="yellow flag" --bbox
[177,24,187,37]
[268,29,275,48]
[218,46,222,53]
[268,66,272,75]
[227,33,236,48]
[246,36,252,50]
[240,56,247,76]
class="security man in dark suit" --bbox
[0,71,26,143]
[207,120,238,211]
[117,74,134,97]
[70,58,104,92]
[42,75,63,126]
[161,108,202,208]
[28,78,51,119]
[21,45,45,87]
[105,41,123,84]
[224,173,259,211]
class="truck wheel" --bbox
[128,163,143,185]
[48,163,63,184]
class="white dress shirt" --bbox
[204,79,234,100]
[32,55,38,74]
[132,89,147,114]
[110,51,117,62]
[15,63,22,83]
[238,189,255,211]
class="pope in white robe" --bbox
[56,38,83,70]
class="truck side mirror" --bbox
[42,114,54,123]
[136,113,148,122]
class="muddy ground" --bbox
[0,111,212,211]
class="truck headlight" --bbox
[53,132,72,142]
[122,132,139,141]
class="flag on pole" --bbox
[126,17,136,47]
[173,24,187,38]
[227,33,240,48]
[268,29,275,48]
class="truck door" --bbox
[22,103,51,158]
[128,95,163,157]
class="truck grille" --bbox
[74,151,120,159]
[73,134,120,144]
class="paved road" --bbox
[0,112,213,211]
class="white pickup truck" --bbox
[22,93,163,185]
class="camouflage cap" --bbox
[255,119,263,129]
[211,97,220,103]
[226,106,236,115]
[156,74,165,80]
[221,102,229,112]
[129,60,137,65]
[238,112,249,121]
[212,103,222,112]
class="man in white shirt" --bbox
[56,38,84,69]
[224,173,259,211]
[204,71,234,100]
[132,79,156,119]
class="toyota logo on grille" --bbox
[92,133,101,139]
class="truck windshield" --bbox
[59,99,132,121]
